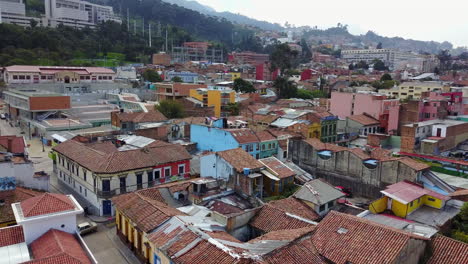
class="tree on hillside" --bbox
[451,202,468,243]
[300,38,312,63]
[225,103,240,116]
[274,77,297,99]
[143,69,163,82]
[438,49,452,71]
[233,78,256,93]
[296,89,327,99]
[376,42,383,49]
[373,59,388,71]
[171,76,183,82]
[156,100,184,119]
[355,60,369,70]
[380,73,392,81]
[270,43,299,75]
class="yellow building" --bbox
[369,181,449,218]
[189,87,235,117]
[380,82,446,100]
[229,72,242,81]
[308,122,321,139]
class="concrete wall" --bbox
[0,162,49,191]
[200,154,234,181]
[21,213,78,244]
[289,140,419,198]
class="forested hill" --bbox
[105,0,258,47]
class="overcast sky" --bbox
[196,0,467,47]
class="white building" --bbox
[0,0,42,26]
[341,48,436,72]
[44,0,121,28]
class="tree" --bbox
[438,49,452,71]
[171,76,183,82]
[450,202,468,243]
[296,89,327,99]
[225,103,240,116]
[376,42,382,49]
[274,77,297,99]
[233,78,256,93]
[380,73,392,81]
[299,38,312,63]
[142,69,163,82]
[29,19,38,28]
[373,59,388,71]
[156,100,184,119]
[355,60,369,70]
[269,43,299,75]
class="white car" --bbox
[77,221,98,236]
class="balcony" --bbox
[96,189,116,199]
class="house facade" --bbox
[52,138,191,216]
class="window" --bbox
[80,76,84,80]
[19,76,25,80]
[122,123,127,129]
[327,201,334,208]
[86,76,90,80]
[120,177,126,194]
[13,75,18,80]
[283,151,287,159]
[98,76,102,80]
[147,171,154,187]
[249,144,254,152]
[262,145,266,150]
[164,167,171,177]
[83,169,87,182]
[409,201,413,207]
[79,186,82,193]
[268,143,272,149]
[319,204,326,212]
[154,169,161,179]
[47,75,53,80]
[178,164,185,175]
[41,76,46,80]
[428,197,436,202]
[85,189,87,197]
[136,173,143,190]
[272,143,276,149]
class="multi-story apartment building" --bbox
[341,49,430,71]
[189,86,235,117]
[44,0,121,27]
[330,92,400,134]
[228,51,269,65]
[3,65,115,84]
[0,0,120,28]
[154,82,207,101]
[52,138,192,216]
[380,82,445,100]
[0,0,41,26]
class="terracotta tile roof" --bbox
[227,129,259,144]
[53,139,191,173]
[20,193,75,217]
[172,240,247,264]
[248,226,314,243]
[0,187,42,224]
[132,179,194,203]
[348,114,380,126]
[0,136,25,154]
[427,235,468,264]
[381,180,450,204]
[205,231,242,243]
[304,138,347,152]
[311,211,427,264]
[86,141,118,153]
[250,198,319,233]
[115,110,167,123]
[348,148,370,160]
[23,253,85,264]
[113,192,184,233]
[397,157,430,171]
[259,157,295,179]
[0,225,24,247]
[217,148,264,173]
[27,229,91,264]
[254,131,276,142]
[262,235,326,264]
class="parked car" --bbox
[335,186,352,198]
[0,114,5,120]
[77,221,98,236]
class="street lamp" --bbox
[41,135,45,152]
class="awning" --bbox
[261,170,280,181]
[51,134,68,143]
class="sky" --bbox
[195,0,468,47]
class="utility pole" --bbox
[149,23,152,47]
[165,27,168,52]
[126,8,129,31]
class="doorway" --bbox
[64,76,70,83]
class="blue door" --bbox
[102,200,112,215]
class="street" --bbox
[0,115,136,264]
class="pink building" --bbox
[330,92,400,134]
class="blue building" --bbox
[191,124,261,158]
[165,71,198,83]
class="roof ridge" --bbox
[51,229,66,254]
[326,211,429,240]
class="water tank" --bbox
[243,168,250,175]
